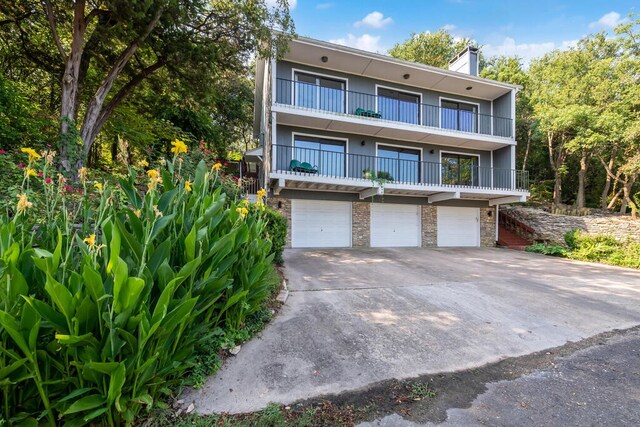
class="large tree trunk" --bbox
[58,0,86,173]
[601,157,614,209]
[576,148,588,208]
[547,132,566,205]
[622,177,638,219]
[80,8,164,159]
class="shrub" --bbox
[525,243,568,257]
[0,149,274,426]
[264,208,287,264]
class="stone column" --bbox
[480,207,497,247]
[421,205,437,247]
[352,202,371,247]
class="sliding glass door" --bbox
[441,100,478,133]
[294,135,346,177]
[377,145,421,183]
[294,73,346,113]
[441,153,479,186]
[377,88,420,125]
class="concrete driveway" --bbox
[188,248,640,414]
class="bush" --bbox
[264,208,287,264]
[525,242,568,257]
[0,149,275,426]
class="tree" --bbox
[0,0,294,173]
[388,29,478,68]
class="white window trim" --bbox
[291,131,350,178]
[438,96,482,134]
[375,84,423,125]
[291,68,349,114]
[439,150,482,187]
[375,142,423,183]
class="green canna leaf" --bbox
[61,394,106,415]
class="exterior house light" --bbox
[321,56,328,63]
[403,73,410,80]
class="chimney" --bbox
[448,46,479,76]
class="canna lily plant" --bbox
[0,148,273,426]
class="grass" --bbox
[147,402,354,427]
[408,382,436,400]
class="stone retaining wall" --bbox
[501,206,640,244]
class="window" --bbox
[294,135,346,176]
[441,100,478,133]
[377,88,420,125]
[441,153,479,186]
[294,72,346,113]
[377,145,421,183]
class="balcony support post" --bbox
[428,191,460,203]
[489,195,525,206]
[359,186,384,200]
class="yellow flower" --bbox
[83,234,96,248]
[170,139,188,155]
[184,180,192,192]
[241,199,250,207]
[212,162,222,171]
[138,159,149,168]
[147,169,161,191]
[255,201,266,211]
[236,207,249,219]
[21,147,41,162]
[78,167,88,182]
[257,188,267,200]
[16,194,32,214]
[25,168,37,178]
[134,209,142,218]
[94,182,103,193]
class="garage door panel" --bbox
[437,206,479,247]
[292,200,351,248]
[371,204,421,247]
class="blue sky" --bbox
[277,0,637,64]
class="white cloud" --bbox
[589,11,628,29]
[354,11,393,29]
[483,37,579,66]
[442,24,457,32]
[329,33,384,53]
[265,0,297,10]
[316,2,333,9]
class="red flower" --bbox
[65,185,72,192]
[0,150,6,154]
[77,189,83,195]
[45,177,52,184]
[224,162,229,166]
[17,163,23,169]
[38,172,43,177]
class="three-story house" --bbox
[249,36,529,248]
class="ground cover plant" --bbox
[526,229,640,269]
[0,143,282,426]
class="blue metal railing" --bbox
[275,78,513,138]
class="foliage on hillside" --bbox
[391,16,640,216]
[0,145,284,426]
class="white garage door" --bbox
[291,200,351,248]
[371,204,421,247]
[437,206,480,247]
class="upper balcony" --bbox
[274,78,514,150]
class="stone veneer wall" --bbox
[480,207,497,247]
[266,197,292,248]
[421,205,437,247]
[501,206,640,244]
[352,202,370,247]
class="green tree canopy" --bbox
[388,29,478,69]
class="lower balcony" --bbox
[270,144,529,204]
